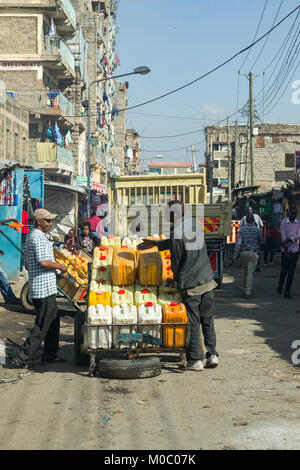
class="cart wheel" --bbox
[98,357,161,380]
[74,310,89,366]
[20,282,35,314]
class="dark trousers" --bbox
[182,290,217,363]
[278,252,299,294]
[264,242,275,264]
[16,294,60,364]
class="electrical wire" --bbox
[238,0,269,72]
[249,0,284,71]
[5,4,300,125]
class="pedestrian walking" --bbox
[263,221,279,265]
[233,213,263,298]
[239,206,264,272]
[11,209,67,369]
[138,200,219,372]
[277,207,300,299]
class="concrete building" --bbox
[148,161,192,175]
[0,94,29,165]
[125,129,140,175]
[0,0,78,182]
[110,80,128,173]
[205,122,300,201]
[0,0,120,189]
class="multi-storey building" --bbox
[110,80,128,174]
[205,123,300,201]
[125,129,141,175]
[0,94,29,165]
[0,0,79,183]
[0,0,120,189]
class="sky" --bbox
[116,0,300,170]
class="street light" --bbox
[86,66,151,217]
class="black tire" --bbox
[98,357,161,380]
[20,282,35,314]
[74,310,89,366]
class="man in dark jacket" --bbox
[138,200,218,371]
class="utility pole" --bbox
[249,72,255,186]
[210,134,213,204]
[191,145,197,173]
[227,117,232,201]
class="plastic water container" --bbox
[135,281,158,296]
[93,247,113,267]
[87,305,112,349]
[138,250,163,286]
[90,280,112,293]
[162,257,174,280]
[134,289,157,306]
[121,237,144,249]
[112,304,138,349]
[159,279,177,294]
[91,266,111,282]
[111,289,134,307]
[112,285,135,293]
[88,291,111,307]
[101,236,122,248]
[162,302,188,348]
[111,247,136,286]
[158,291,182,308]
[137,303,162,348]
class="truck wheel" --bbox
[20,282,35,314]
[98,357,161,380]
[74,310,89,366]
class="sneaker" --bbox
[10,358,28,369]
[186,360,204,371]
[206,355,219,368]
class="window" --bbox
[213,178,219,187]
[285,153,294,168]
[219,160,228,168]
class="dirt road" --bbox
[1,258,300,450]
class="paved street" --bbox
[0,255,300,450]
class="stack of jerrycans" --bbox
[89,246,113,307]
[111,247,137,349]
[136,249,163,347]
[162,301,188,348]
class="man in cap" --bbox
[11,209,67,368]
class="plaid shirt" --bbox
[24,229,57,299]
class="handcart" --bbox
[74,263,192,378]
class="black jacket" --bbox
[156,217,213,291]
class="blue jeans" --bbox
[0,267,17,302]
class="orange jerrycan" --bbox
[162,302,188,348]
[138,250,163,286]
[111,247,136,286]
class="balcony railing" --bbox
[60,0,76,28]
[36,142,75,172]
[57,146,75,169]
[8,90,73,116]
[43,36,75,73]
